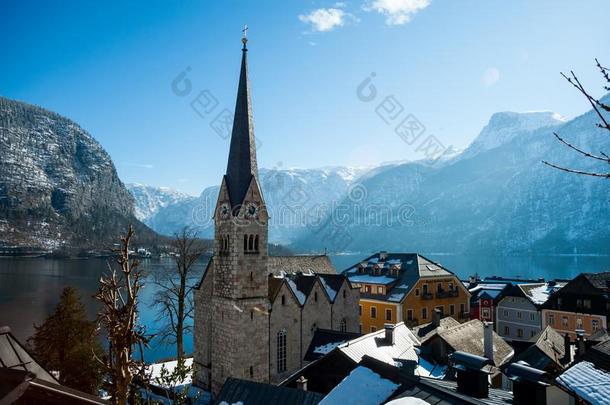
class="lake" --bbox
[1,253,609,362]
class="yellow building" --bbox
[345,252,471,333]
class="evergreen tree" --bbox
[28,286,103,394]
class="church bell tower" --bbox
[209,29,270,394]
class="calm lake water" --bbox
[1,253,609,362]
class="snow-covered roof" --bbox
[338,323,420,366]
[318,366,400,405]
[519,282,566,306]
[415,357,447,379]
[556,361,610,405]
[147,358,193,388]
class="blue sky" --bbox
[1,1,608,195]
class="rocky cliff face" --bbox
[0,97,157,252]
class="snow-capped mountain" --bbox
[0,97,157,252]
[296,97,610,254]
[127,183,194,221]
[134,166,368,242]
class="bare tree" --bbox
[152,227,205,360]
[543,59,610,177]
[95,225,149,404]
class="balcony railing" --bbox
[421,293,434,300]
[436,290,459,299]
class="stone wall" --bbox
[192,267,214,389]
[332,281,361,334]
[269,282,302,384]
[300,280,333,357]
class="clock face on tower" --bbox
[245,202,259,219]
[220,202,231,219]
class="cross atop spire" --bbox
[224,28,258,208]
[242,25,248,50]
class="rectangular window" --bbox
[562,316,568,327]
[592,319,600,331]
[365,285,371,293]
[557,298,562,308]
[415,288,420,296]
[437,283,442,293]
[584,300,592,309]
[517,311,522,320]
[422,307,428,320]
[359,305,362,316]
[377,286,383,294]
[576,318,583,329]
[577,299,583,309]
[503,310,509,317]
[385,308,392,321]
[460,303,465,315]
[407,309,413,321]
[530,330,536,338]
[504,326,509,336]
[371,326,377,332]
[277,330,287,373]
[359,324,362,333]
[482,308,490,319]
[450,304,455,316]
[371,306,377,319]
[517,328,523,338]
[548,314,555,326]
[530,313,535,321]
[449,282,454,291]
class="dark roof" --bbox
[588,328,610,344]
[318,274,345,302]
[0,368,107,404]
[412,316,461,344]
[421,378,514,405]
[342,252,464,304]
[0,326,57,383]
[214,377,323,405]
[582,272,610,290]
[583,339,610,371]
[268,276,284,301]
[304,329,361,362]
[225,41,258,208]
[435,320,514,367]
[268,255,337,276]
[513,326,566,371]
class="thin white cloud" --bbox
[482,67,501,87]
[299,8,346,32]
[364,0,431,25]
[123,162,154,169]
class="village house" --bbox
[467,281,510,324]
[192,36,359,395]
[496,281,565,344]
[541,272,610,341]
[343,252,470,333]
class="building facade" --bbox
[496,282,565,343]
[344,252,470,333]
[541,273,610,341]
[192,36,359,395]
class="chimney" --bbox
[296,376,308,391]
[432,308,441,328]
[483,322,494,362]
[506,362,552,405]
[384,323,395,345]
[379,251,388,261]
[561,333,572,365]
[450,351,491,399]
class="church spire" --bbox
[225,27,258,208]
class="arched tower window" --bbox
[277,329,287,373]
[254,235,259,252]
[244,234,248,252]
[248,234,254,251]
[340,318,347,332]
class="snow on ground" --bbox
[147,358,193,387]
[319,366,400,405]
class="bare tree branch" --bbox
[542,160,610,178]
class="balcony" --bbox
[435,290,459,299]
[421,293,434,300]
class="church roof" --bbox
[225,37,258,208]
[0,326,57,384]
[268,255,337,276]
[215,377,323,405]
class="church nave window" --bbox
[340,318,347,332]
[277,329,287,373]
